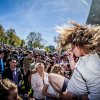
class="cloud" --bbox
[0,0,92,46]
[80,0,90,7]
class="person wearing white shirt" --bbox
[31,63,45,100]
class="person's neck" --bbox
[81,49,88,56]
[10,67,16,71]
[38,72,44,77]
[81,52,86,56]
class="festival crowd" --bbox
[0,22,100,100]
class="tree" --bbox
[0,24,24,46]
[49,45,55,52]
[6,29,16,45]
[44,46,50,53]
[0,25,5,44]
[14,35,21,46]
[5,28,22,46]
[27,32,44,48]
[20,39,25,47]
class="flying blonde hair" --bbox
[57,21,100,55]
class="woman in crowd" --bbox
[31,63,46,100]
[45,58,54,73]
[57,22,100,100]
[42,64,69,100]
[50,64,65,76]
[0,79,22,100]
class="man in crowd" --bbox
[2,57,22,85]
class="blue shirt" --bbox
[0,59,4,75]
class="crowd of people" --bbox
[0,22,100,100]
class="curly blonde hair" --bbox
[57,22,100,55]
[50,64,61,73]
[0,79,19,99]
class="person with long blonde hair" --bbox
[57,22,100,100]
[31,63,45,100]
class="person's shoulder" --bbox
[4,67,11,72]
[80,53,99,64]
[44,72,48,78]
[44,72,48,75]
[23,57,28,60]
[31,72,38,78]
[80,53,94,60]
[3,67,11,78]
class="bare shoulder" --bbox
[49,73,64,79]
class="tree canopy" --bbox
[0,24,55,49]
[27,32,44,49]
[0,24,25,46]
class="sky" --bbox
[0,0,92,46]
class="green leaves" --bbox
[0,25,25,46]
[27,32,44,49]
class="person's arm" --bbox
[49,79,62,93]
[61,92,72,99]
[42,84,58,98]
[61,92,89,100]
[69,60,76,71]
[28,71,32,83]
[45,65,50,72]
[66,50,76,71]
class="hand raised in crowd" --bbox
[66,49,76,71]
[66,49,74,61]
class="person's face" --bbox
[63,64,70,71]
[0,53,4,59]
[47,61,51,66]
[8,89,18,100]
[58,67,65,75]
[28,53,33,58]
[72,45,82,57]
[9,60,17,69]
[37,64,44,73]
[63,56,68,61]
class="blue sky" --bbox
[0,0,92,46]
